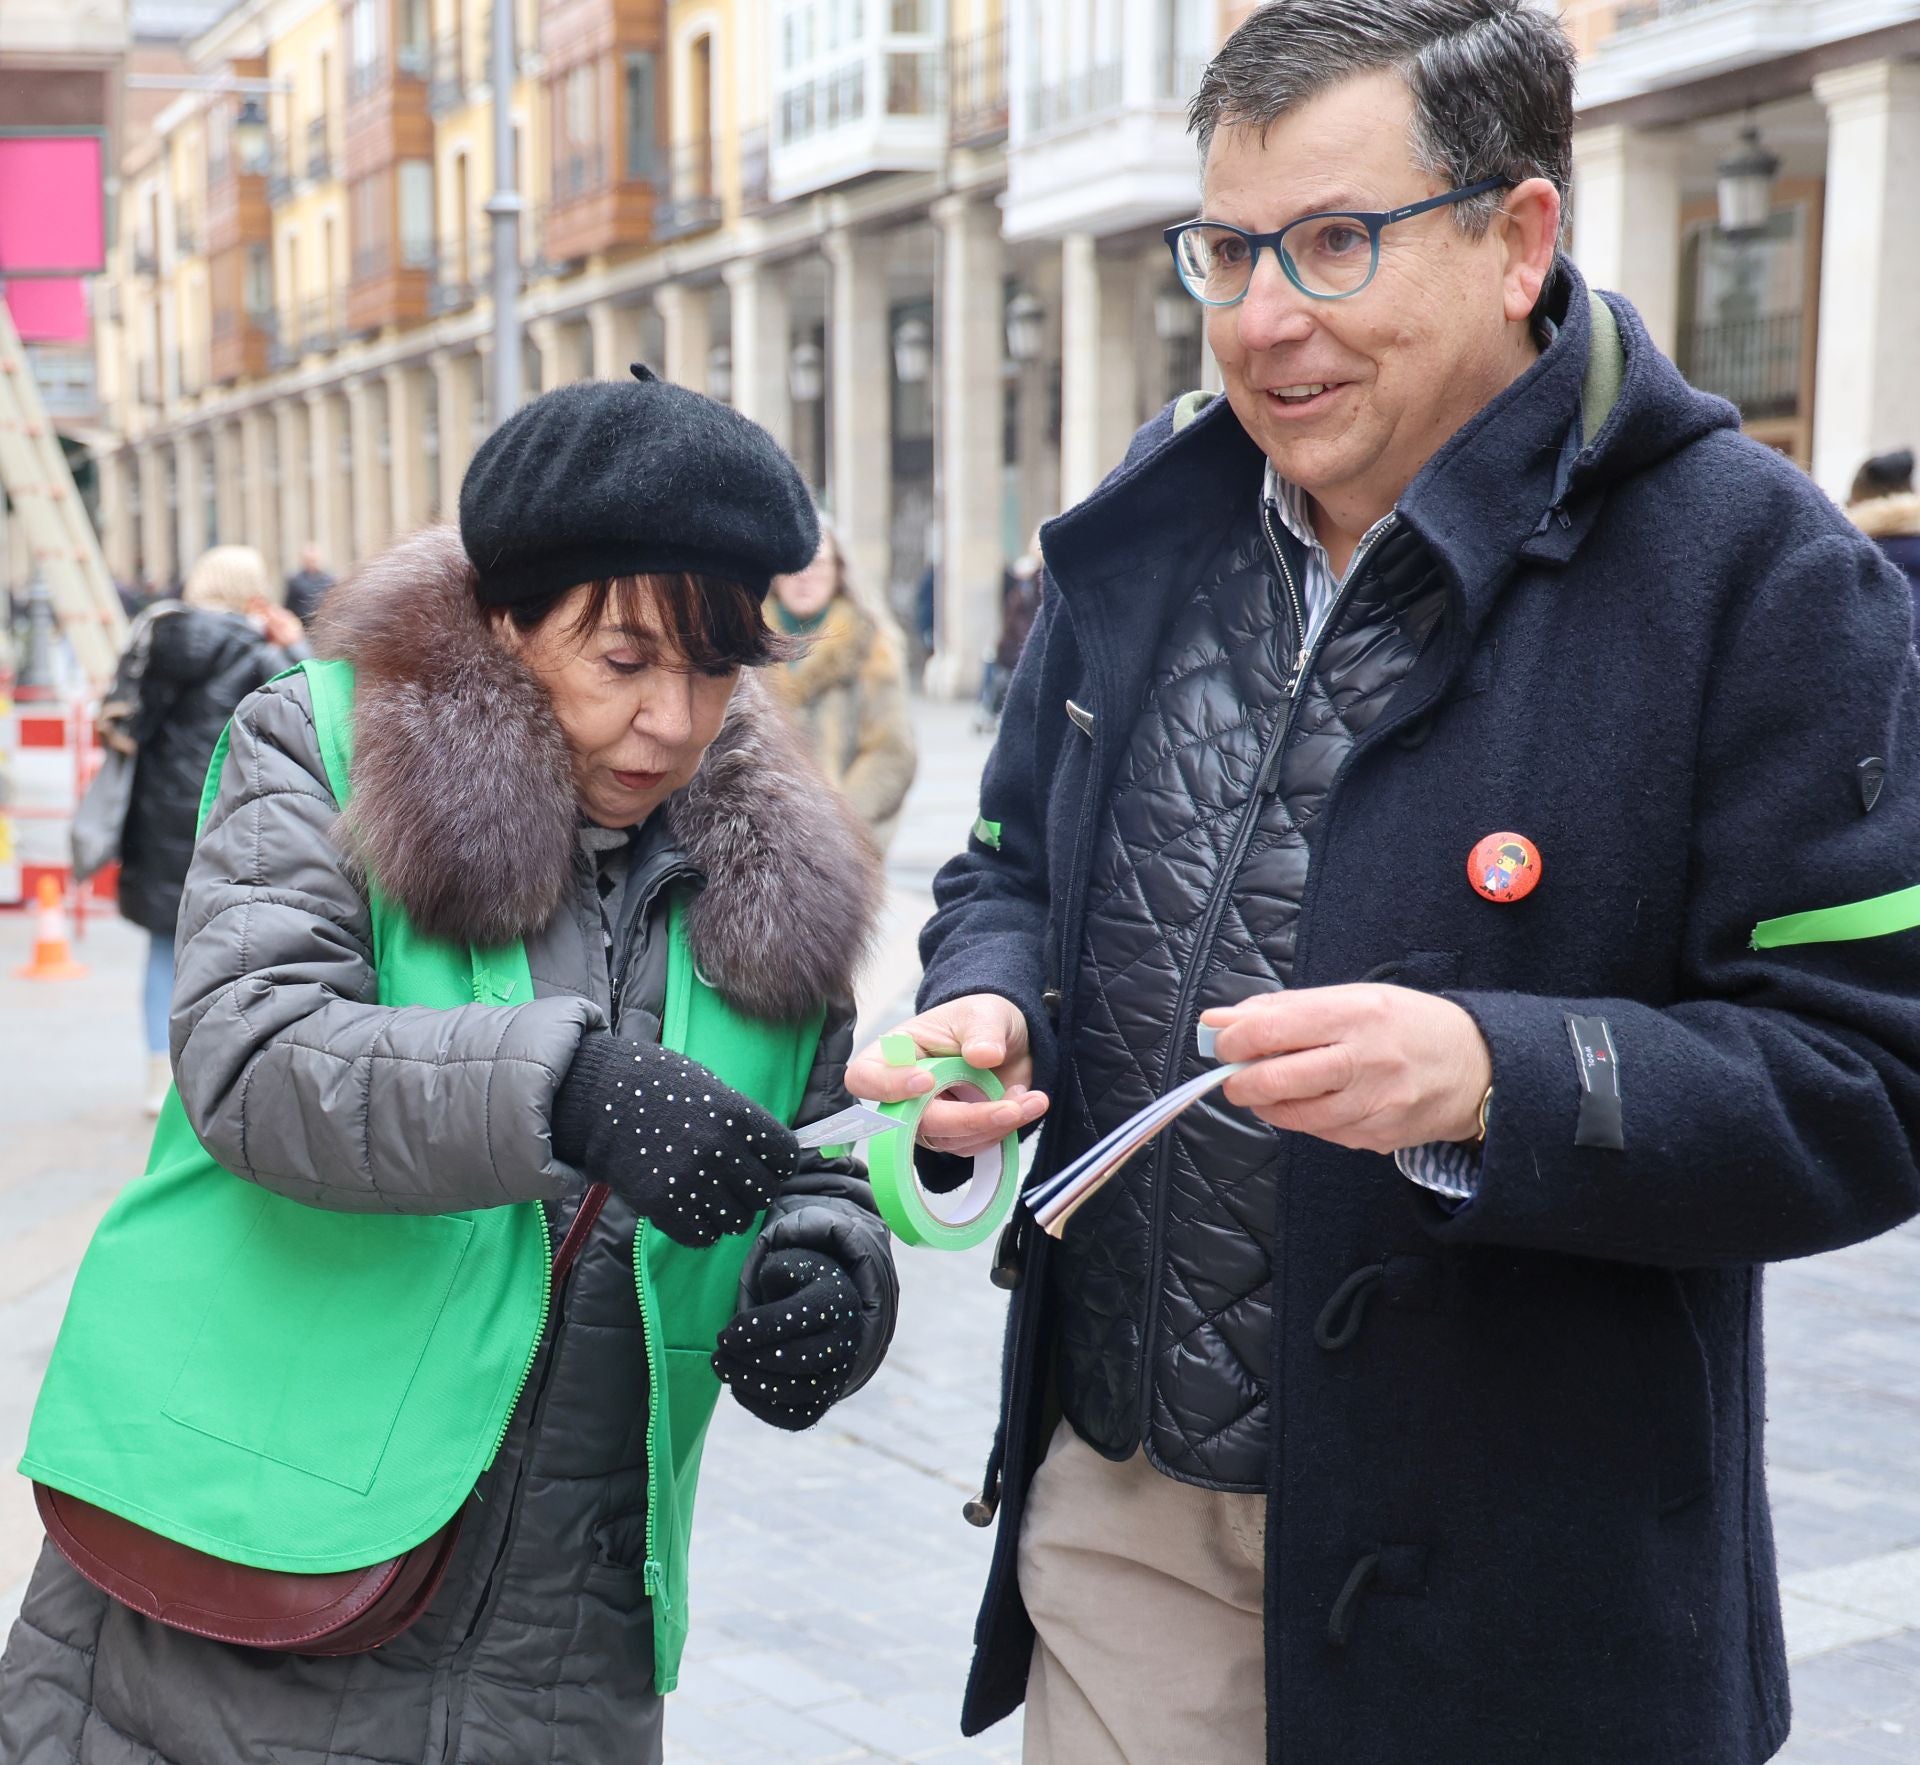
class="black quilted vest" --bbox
[1053,499,1448,1490]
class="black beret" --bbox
[458,364,820,606]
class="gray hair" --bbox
[1190,0,1576,236]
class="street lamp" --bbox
[1717,125,1779,240]
[707,343,734,403]
[1005,289,1045,366]
[788,339,824,404]
[233,97,271,174]
[892,314,932,385]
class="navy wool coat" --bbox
[917,264,1920,1765]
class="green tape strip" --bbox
[973,817,1002,851]
[867,1056,1021,1252]
[1751,884,1920,950]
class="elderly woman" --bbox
[1,371,895,1765]
[100,544,305,1111]
[766,516,918,850]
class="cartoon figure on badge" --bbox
[1469,832,1542,903]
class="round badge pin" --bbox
[1468,832,1542,904]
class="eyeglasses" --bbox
[1163,178,1514,306]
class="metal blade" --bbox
[794,1104,900,1151]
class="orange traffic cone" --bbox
[14,875,88,981]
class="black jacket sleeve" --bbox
[1429,533,1920,1267]
[913,586,1065,1099]
[743,995,899,1394]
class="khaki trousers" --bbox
[1018,1419,1267,1764]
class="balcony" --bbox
[346,237,432,333]
[1572,0,1920,109]
[652,139,720,241]
[211,305,273,384]
[268,138,295,202]
[133,244,158,277]
[1678,310,1802,421]
[768,4,946,201]
[299,294,341,354]
[429,34,468,115]
[174,215,201,258]
[948,23,1008,146]
[1002,31,1202,242]
[305,117,331,182]
[429,245,482,313]
[343,47,433,184]
[28,345,98,420]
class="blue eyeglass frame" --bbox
[1163,177,1515,306]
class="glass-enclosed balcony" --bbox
[768,0,947,202]
[1001,0,1209,242]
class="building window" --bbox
[397,0,429,76]
[399,160,435,268]
[244,243,272,315]
[348,0,383,96]
[624,52,656,180]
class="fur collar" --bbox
[1852,492,1920,541]
[310,525,883,1021]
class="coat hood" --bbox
[1851,491,1920,541]
[309,525,883,1021]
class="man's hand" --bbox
[1202,986,1492,1155]
[846,994,1049,1159]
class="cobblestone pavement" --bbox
[2,694,1917,1762]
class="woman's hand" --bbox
[713,1249,861,1430]
[1202,986,1492,1154]
[845,994,1049,1160]
[550,1032,799,1246]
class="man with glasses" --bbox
[851,3,1920,1761]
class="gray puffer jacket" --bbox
[0,528,896,1765]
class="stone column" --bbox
[526,316,563,397]
[304,389,348,573]
[384,364,429,539]
[274,400,310,578]
[1059,231,1104,509]
[212,420,244,553]
[135,446,168,587]
[345,377,388,562]
[927,194,1004,699]
[432,349,478,521]
[239,407,275,562]
[173,433,208,572]
[724,256,794,452]
[1569,123,1683,360]
[824,227,893,604]
[97,450,133,583]
[656,281,712,394]
[588,300,645,382]
[1811,61,1920,499]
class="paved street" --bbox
[2,694,1918,1762]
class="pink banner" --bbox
[0,137,106,274]
[4,277,89,342]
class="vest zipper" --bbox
[1134,511,1399,1456]
[489,1204,553,1461]
[634,1220,668,1601]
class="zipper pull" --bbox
[1287,647,1308,696]
[1256,741,1285,795]
[643,1559,667,1602]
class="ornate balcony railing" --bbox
[653,138,721,241]
[948,23,1007,144]
[1677,310,1801,420]
[1025,61,1123,135]
[305,116,331,181]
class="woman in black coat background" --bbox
[105,544,305,1110]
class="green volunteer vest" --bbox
[21,658,824,1691]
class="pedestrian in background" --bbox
[1849,448,1920,633]
[0,370,897,1765]
[854,2,1920,1760]
[980,537,1044,725]
[107,543,305,1113]
[767,515,919,851]
[283,541,336,623]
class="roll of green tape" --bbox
[869,1055,1022,1251]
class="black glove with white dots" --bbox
[713,1249,863,1431]
[551,1032,799,1248]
